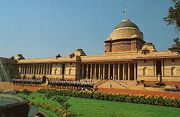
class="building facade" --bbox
[2,18,180,84]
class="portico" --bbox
[81,62,137,81]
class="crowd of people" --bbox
[11,78,42,86]
[48,80,94,90]
[11,78,94,90]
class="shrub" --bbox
[37,89,180,108]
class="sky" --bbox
[0,0,179,58]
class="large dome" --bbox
[104,19,145,53]
[107,19,143,41]
[114,19,139,30]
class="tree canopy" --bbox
[169,38,180,53]
[164,0,180,30]
[164,0,180,53]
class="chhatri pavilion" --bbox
[1,18,180,88]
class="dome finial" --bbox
[123,7,128,19]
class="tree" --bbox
[169,38,180,53]
[164,0,180,53]
[164,0,180,30]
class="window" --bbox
[143,67,147,76]
[171,59,175,62]
[171,67,176,76]
[144,60,147,63]
[69,68,72,75]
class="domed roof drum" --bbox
[114,19,139,29]
[107,19,143,41]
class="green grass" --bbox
[69,97,180,117]
[38,107,58,117]
[18,91,180,117]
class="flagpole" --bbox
[123,7,127,19]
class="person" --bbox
[125,83,128,89]
[109,84,112,88]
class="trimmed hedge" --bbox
[18,92,62,116]
[37,89,180,108]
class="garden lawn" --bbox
[38,107,58,117]
[69,97,180,117]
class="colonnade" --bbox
[18,62,137,81]
[19,64,53,75]
[81,63,137,80]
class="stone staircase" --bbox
[80,79,145,90]
[97,80,144,89]
[94,80,108,87]
[96,80,123,89]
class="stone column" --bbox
[24,65,26,74]
[81,64,84,79]
[31,64,34,74]
[36,65,38,74]
[41,64,43,74]
[86,64,88,79]
[33,65,35,74]
[43,64,46,75]
[22,65,24,74]
[42,64,44,74]
[99,64,101,79]
[38,65,40,74]
[37,65,39,74]
[44,64,46,75]
[26,65,28,74]
[29,65,31,74]
[89,64,92,79]
[128,63,131,80]
[31,65,33,74]
[25,65,26,74]
[41,64,44,75]
[118,63,120,80]
[162,60,164,76]
[123,63,125,80]
[50,64,52,75]
[103,64,105,79]
[21,65,23,74]
[134,63,137,81]
[48,64,50,75]
[39,65,42,74]
[46,64,48,75]
[154,60,156,76]
[27,65,29,74]
[108,64,110,80]
[32,65,34,74]
[94,64,97,79]
[113,64,115,80]
[91,64,93,79]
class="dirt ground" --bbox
[98,88,180,99]
[1,82,180,99]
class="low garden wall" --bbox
[0,94,29,117]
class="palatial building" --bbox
[2,18,180,86]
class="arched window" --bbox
[69,68,72,75]
[171,67,176,76]
[143,67,147,76]
[54,68,57,74]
